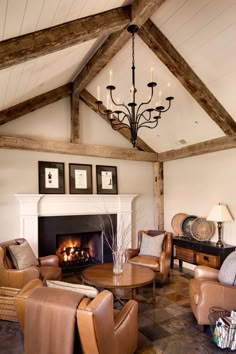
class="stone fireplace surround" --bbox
[14,194,137,256]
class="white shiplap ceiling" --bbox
[0,0,236,153]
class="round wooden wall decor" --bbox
[171,213,188,235]
[190,217,215,241]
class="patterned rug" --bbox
[0,266,234,354]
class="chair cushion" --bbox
[218,251,236,286]
[8,240,39,269]
[128,255,160,271]
[46,280,98,298]
[139,232,165,257]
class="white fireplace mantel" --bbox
[15,194,138,256]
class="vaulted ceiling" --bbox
[0,0,236,162]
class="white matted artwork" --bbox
[96,165,117,194]
[69,164,92,194]
[38,161,65,194]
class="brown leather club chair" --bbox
[15,279,138,354]
[125,230,173,284]
[0,238,61,289]
[189,265,236,328]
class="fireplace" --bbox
[56,232,104,268]
[38,213,116,271]
[14,194,137,257]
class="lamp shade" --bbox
[207,204,233,222]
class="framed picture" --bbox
[69,163,92,194]
[96,165,118,194]
[38,161,65,194]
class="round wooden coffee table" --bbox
[81,263,155,304]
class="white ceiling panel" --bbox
[0,0,133,40]
[0,37,101,110]
[151,0,236,126]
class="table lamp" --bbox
[207,203,233,247]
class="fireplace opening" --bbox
[38,214,117,272]
[56,231,104,270]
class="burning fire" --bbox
[56,239,92,265]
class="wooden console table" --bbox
[171,236,235,270]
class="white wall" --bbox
[164,148,236,248]
[0,98,156,246]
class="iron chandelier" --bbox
[95,24,174,148]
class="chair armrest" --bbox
[0,267,40,288]
[114,300,138,353]
[15,279,43,332]
[125,248,140,261]
[194,266,219,280]
[38,255,59,267]
[197,280,236,310]
[114,300,138,331]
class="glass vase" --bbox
[112,251,124,275]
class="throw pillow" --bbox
[218,251,236,286]
[46,280,99,298]
[8,240,39,269]
[139,233,165,257]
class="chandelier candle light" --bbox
[95,24,174,148]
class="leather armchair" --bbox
[15,279,138,354]
[0,239,61,289]
[125,230,173,284]
[189,265,236,326]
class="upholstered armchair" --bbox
[0,238,61,289]
[189,265,236,327]
[15,279,138,354]
[125,230,173,284]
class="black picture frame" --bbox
[69,163,92,194]
[96,165,118,194]
[38,161,65,194]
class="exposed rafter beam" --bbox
[73,0,167,94]
[0,7,131,71]
[0,84,72,126]
[158,136,236,162]
[139,19,236,141]
[0,135,158,162]
[79,90,155,152]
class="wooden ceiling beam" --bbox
[0,84,72,125]
[79,90,155,152]
[73,0,167,95]
[139,19,236,141]
[0,7,131,71]
[0,135,158,162]
[70,93,80,144]
[158,136,236,162]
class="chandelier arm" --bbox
[156,98,172,114]
[111,120,130,130]
[136,109,160,126]
[136,86,154,117]
[139,119,159,129]
[136,109,153,125]
[109,90,131,115]
[97,102,108,116]
[114,112,132,125]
